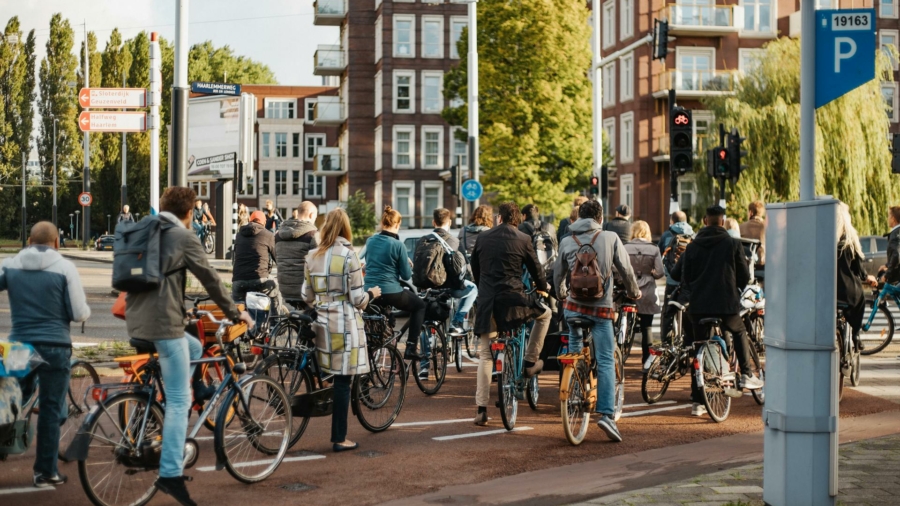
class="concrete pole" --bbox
[52,118,57,226]
[170,0,190,188]
[21,152,26,248]
[121,74,127,209]
[149,32,161,214]
[82,23,90,250]
[467,0,479,207]
[592,0,604,211]
[799,0,816,202]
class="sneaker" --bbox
[742,374,764,390]
[474,411,488,426]
[417,365,430,380]
[33,473,67,488]
[449,323,465,336]
[691,403,707,417]
[524,359,544,378]
[155,476,197,506]
[596,415,623,442]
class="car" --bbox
[358,228,435,268]
[95,234,115,251]
[860,235,888,278]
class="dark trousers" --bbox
[379,290,426,346]
[330,375,353,443]
[659,284,679,343]
[19,344,71,477]
[842,297,866,335]
[690,313,756,379]
[638,313,655,364]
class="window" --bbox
[292,170,301,195]
[739,48,764,75]
[393,71,415,113]
[261,132,270,158]
[620,112,634,163]
[692,110,714,153]
[676,48,714,91]
[262,170,271,195]
[451,127,467,169]
[883,0,897,18]
[305,134,326,161]
[265,99,295,119]
[881,30,899,70]
[393,182,415,228]
[620,53,634,102]
[422,127,443,169]
[742,0,774,33]
[375,16,383,63]
[678,176,696,216]
[422,182,443,227]
[422,16,443,58]
[375,126,383,171]
[393,126,415,168]
[291,133,300,158]
[815,0,834,8]
[602,62,616,108]
[602,117,616,159]
[375,71,383,117]
[275,133,287,158]
[883,83,899,123]
[305,99,316,123]
[602,1,615,49]
[620,0,633,40]
[306,173,325,198]
[422,71,443,113]
[619,174,634,213]
[275,170,287,195]
[450,18,467,59]
[394,15,415,57]
[189,181,209,199]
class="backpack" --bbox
[569,231,607,300]
[112,216,181,293]
[530,222,557,267]
[413,232,466,290]
[663,233,693,274]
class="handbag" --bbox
[112,292,127,320]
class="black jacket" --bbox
[603,217,632,244]
[837,242,867,308]
[275,219,317,299]
[557,218,572,243]
[458,224,488,258]
[233,222,276,282]
[670,226,750,315]
[519,220,558,251]
[886,227,900,283]
[472,224,548,333]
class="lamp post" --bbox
[69,213,74,243]
[74,210,80,243]
[107,214,111,235]
[52,117,58,226]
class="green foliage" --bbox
[703,37,898,235]
[188,41,276,84]
[443,0,594,217]
[346,190,376,244]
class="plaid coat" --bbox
[302,237,371,375]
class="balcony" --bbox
[314,0,346,26]
[314,45,345,76]
[313,97,344,126]
[312,147,346,176]
[659,4,740,37]
[653,69,738,99]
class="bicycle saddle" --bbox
[288,311,314,324]
[698,318,723,327]
[566,317,595,329]
[129,338,156,354]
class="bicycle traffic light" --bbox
[653,19,669,61]
[727,127,748,182]
[450,164,461,196]
[590,175,600,196]
[670,107,693,175]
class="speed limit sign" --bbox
[78,192,92,207]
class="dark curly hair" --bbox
[161,187,197,219]
[498,202,522,227]
[578,199,604,222]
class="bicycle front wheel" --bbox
[354,344,407,432]
[641,355,671,404]
[699,343,731,423]
[203,232,215,254]
[560,366,589,445]
[60,360,100,460]
[621,314,636,363]
[214,375,292,484]
[413,324,448,395]
[78,393,163,506]
[497,344,519,431]
[861,300,894,355]
[453,337,463,373]
[256,352,313,448]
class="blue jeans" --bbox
[192,221,203,239]
[564,310,615,416]
[155,335,203,478]
[449,280,477,324]
[18,344,71,477]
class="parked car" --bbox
[95,234,115,251]
[860,235,888,278]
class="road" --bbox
[0,260,898,505]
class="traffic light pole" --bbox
[718,123,727,209]
[668,89,679,214]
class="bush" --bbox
[347,190,376,245]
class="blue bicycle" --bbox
[491,322,540,431]
[860,282,899,355]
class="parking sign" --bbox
[815,9,876,108]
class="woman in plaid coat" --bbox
[303,209,381,452]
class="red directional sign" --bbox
[78,88,147,108]
[78,112,146,133]
[78,192,92,207]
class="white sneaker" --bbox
[691,403,707,417]
[742,374,764,390]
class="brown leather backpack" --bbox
[570,231,606,300]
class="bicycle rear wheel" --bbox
[201,351,236,431]
[641,355,671,404]
[413,324,448,395]
[354,344,406,432]
[214,375,292,484]
[526,374,539,410]
[750,343,765,406]
[203,232,215,254]
[78,393,163,506]
[497,342,519,431]
[257,352,313,448]
[837,330,847,401]
[699,343,731,423]
[560,366,589,446]
[860,300,894,355]
[60,360,99,460]
[453,336,463,373]
[613,347,625,421]
[621,314,636,363]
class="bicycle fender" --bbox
[694,348,706,389]
[559,366,575,401]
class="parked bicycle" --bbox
[492,322,540,431]
[836,304,861,401]
[859,281,899,355]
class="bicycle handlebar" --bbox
[191,309,233,327]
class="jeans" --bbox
[232,278,285,315]
[564,310,616,416]
[448,280,478,324]
[331,375,353,443]
[191,221,203,239]
[155,335,203,478]
[19,344,71,477]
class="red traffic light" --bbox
[673,113,691,127]
[590,176,600,186]
[718,149,727,160]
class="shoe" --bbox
[155,476,197,506]
[523,359,544,378]
[404,344,430,361]
[449,323,465,336]
[417,366,430,380]
[596,415,623,442]
[332,440,359,453]
[192,380,216,403]
[742,374,764,390]
[474,411,488,426]
[691,403,707,417]
[33,473,67,488]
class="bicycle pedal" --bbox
[724,388,743,398]
[841,366,852,377]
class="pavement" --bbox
[58,248,235,273]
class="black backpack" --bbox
[663,233,694,275]
[531,222,557,267]
[413,233,466,290]
[112,216,180,293]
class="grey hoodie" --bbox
[275,219,318,299]
[554,218,639,310]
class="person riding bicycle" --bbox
[554,199,640,442]
[201,202,215,229]
[471,202,552,426]
[117,204,134,224]
[879,206,900,285]
[232,210,284,313]
[125,187,253,506]
[191,199,205,239]
[670,205,763,418]
[658,211,694,344]
[458,204,493,259]
[264,199,283,232]
[603,205,633,243]
[837,202,878,350]
[276,201,318,310]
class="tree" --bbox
[443,0,593,217]
[702,38,898,235]
[346,190,376,244]
[124,32,152,216]
[96,29,131,231]
[187,41,277,84]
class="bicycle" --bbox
[491,322,540,431]
[613,289,639,363]
[200,222,215,255]
[69,311,292,506]
[836,304,861,401]
[443,295,476,373]
[641,299,691,404]
[414,289,450,393]
[859,281,899,355]
[558,317,624,445]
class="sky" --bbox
[4,0,336,86]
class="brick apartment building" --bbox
[601,0,899,232]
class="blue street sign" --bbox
[461,180,483,202]
[815,9,875,109]
[191,81,242,96]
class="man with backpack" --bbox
[554,200,640,442]
[413,208,477,334]
[519,204,558,267]
[658,211,695,342]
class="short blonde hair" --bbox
[631,220,651,241]
[725,217,741,232]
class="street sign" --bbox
[78,112,147,132]
[78,88,147,108]
[815,9,876,108]
[78,192,92,207]
[191,81,241,96]
[461,180,483,202]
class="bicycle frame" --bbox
[863,283,900,331]
[491,324,527,383]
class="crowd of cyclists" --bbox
[4,184,900,506]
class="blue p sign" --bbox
[815,9,876,109]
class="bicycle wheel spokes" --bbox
[78,394,163,506]
[258,353,311,448]
[61,361,100,458]
[561,370,589,445]
[641,354,671,404]
[413,326,448,395]
[354,345,406,432]
[613,347,625,421]
[497,345,518,431]
[860,300,894,355]
[699,345,731,423]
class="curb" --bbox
[61,252,234,273]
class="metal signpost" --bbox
[461,180,483,203]
[150,32,161,214]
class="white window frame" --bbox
[881,29,899,71]
[375,126,383,171]
[676,46,716,90]
[450,17,467,59]
[305,172,326,199]
[190,181,210,199]
[393,15,416,58]
[393,126,415,169]
[602,62,616,108]
[602,1,615,49]
[619,173,634,212]
[261,132,270,158]
[815,0,836,9]
[620,0,634,41]
[305,133,326,162]
[392,181,416,229]
[304,98,317,123]
[275,132,288,158]
[374,181,383,218]
[375,16,383,63]
[620,52,634,102]
[421,181,444,226]
[421,126,444,169]
[692,110,714,152]
[738,48,765,75]
[883,82,899,123]
[602,117,616,161]
[677,175,697,215]
[450,126,467,170]
[374,71,383,117]
[422,15,444,59]
[620,112,634,164]
[421,70,444,114]
[393,70,416,114]
[882,0,898,19]
[264,98,295,119]
[740,0,777,35]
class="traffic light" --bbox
[450,165,461,196]
[653,19,669,61]
[893,133,900,174]
[727,127,748,182]
[670,107,693,174]
[707,147,729,178]
[600,167,608,198]
[590,175,600,196]
[236,160,244,193]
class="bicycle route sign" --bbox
[815,9,876,108]
[78,192,92,207]
[461,180,483,202]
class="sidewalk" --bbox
[60,248,234,272]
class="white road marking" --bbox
[433,426,533,441]
[620,404,691,418]
[0,487,54,496]
[196,454,324,472]
[392,418,472,428]
[194,431,281,442]
[622,400,676,409]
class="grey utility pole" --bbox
[52,117,58,226]
[121,74,127,209]
[82,22,91,250]
[21,152,26,248]
[467,0,479,207]
[591,0,603,210]
[170,0,190,188]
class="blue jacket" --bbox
[0,246,91,346]
[659,222,695,286]
[364,232,411,295]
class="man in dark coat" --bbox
[275,201,318,307]
[233,210,283,312]
[880,206,900,284]
[603,204,633,243]
[671,205,762,417]
[471,202,551,426]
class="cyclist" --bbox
[117,204,134,224]
[739,201,766,266]
[191,199,205,239]
[879,206,900,284]
[201,202,215,229]
[836,202,877,350]
[237,203,250,228]
[670,205,763,418]
[264,199,283,232]
[458,204,493,259]
[0,222,90,488]
[554,200,640,442]
[658,211,694,344]
[558,196,588,243]
[471,202,551,426]
[519,203,558,263]
[604,205,633,243]
[276,201,318,309]
[232,210,284,313]
[125,187,253,506]
[624,220,665,366]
